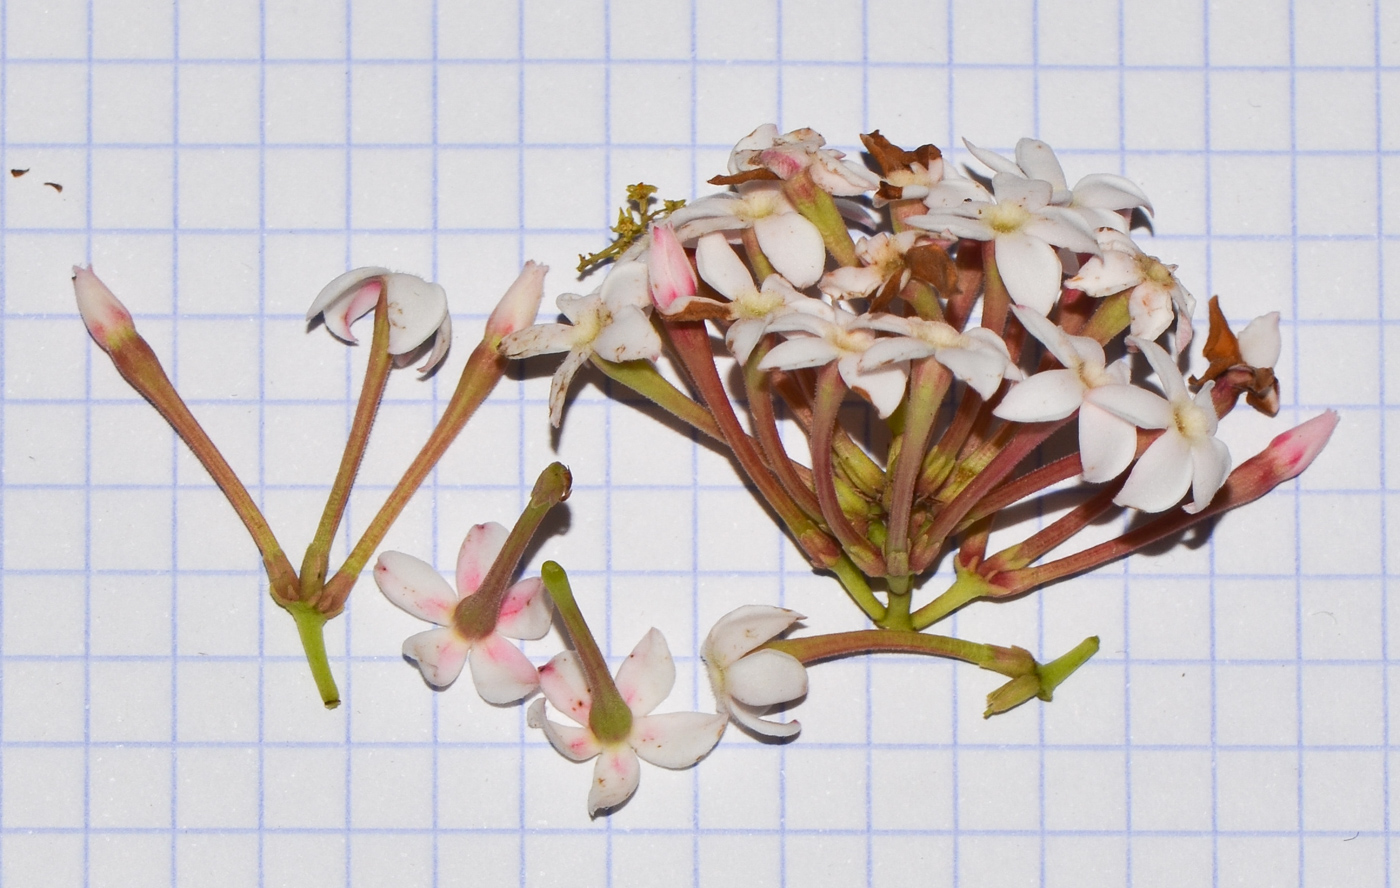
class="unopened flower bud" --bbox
[646,224,696,314]
[73,266,135,352]
[485,261,548,350]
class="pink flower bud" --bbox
[72,265,135,352]
[484,261,547,349]
[1264,409,1338,483]
[646,223,696,314]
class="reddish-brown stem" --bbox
[884,358,950,576]
[743,339,823,520]
[810,364,885,574]
[980,481,1124,575]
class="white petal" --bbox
[994,232,1064,315]
[1114,432,1194,512]
[494,577,552,640]
[992,173,1052,210]
[1129,337,1189,403]
[726,649,808,707]
[591,305,662,364]
[695,233,755,300]
[374,551,457,625]
[1024,207,1101,254]
[860,336,936,369]
[841,358,909,419]
[1014,138,1067,191]
[1237,312,1281,369]
[702,605,807,667]
[539,650,592,725]
[402,627,471,688]
[456,521,508,596]
[1184,436,1232,514]
[936,344,1010,400]
[527,699,601,762]
[904,212,996,242]
[306,266,390,321]
[468,633,541,704]
[1072,172,1154,214]
[588,745,641,815]
[499,322,577,359]
[630,712,728,768]
[962,139,1022,177]
[382,273,449,355]
[1077,400,1139,483]
[1010,304,1082,369]
[729,702,802,738]
[754,213,827,289]
[758,336,841,371]
[614,628,675,718]
[547,346,592,428]
[1086,383,1174,430]
[1067,250,1141,298]
[415,313,452,376]
[725,319,766,366]
[599,260,652,311]
[993,369,1084,422]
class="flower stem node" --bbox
[983,636,1100,717]
[702,606,809,738]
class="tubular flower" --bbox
[498,259,661,427]
[1067,229,1196,350]
[905,172,1099,315]
[373,522,552,702]
[1091,337,1232,513]
[306,267,452,374]
[528,629,728,816]
[701,606,808,738]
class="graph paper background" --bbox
[0,0,1393,885]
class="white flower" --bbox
[1092,337,1232,513]
[373,522,552,702]
[963,137,1154,233]
[499,259,661,427]
[817,231,919,302]
[905,173,1100,315]
[993,306,1139,484]
[702,606,808,738]
[1067,229,1196,350]
[729,123,880,197]
[694,232,824,364]
[758,300,910,418]
[306,267,452,374]
[858,314,1017,401]
[667,183,828,288]
[528,629,728,816]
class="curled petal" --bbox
[456,522,509,596]
[539,650,592,725]
[726,649,808,708]
[935,343,1011,400]
[402,627,471,688]
[994,232,1064,315]
[841,358,908,419]
[1072,172,1154,215]
[498,322,578,359]
[753,213,826,288]
[495,577,552,640]
[374,551,458,625]
[962,139,1022,177]
[614,628,676,718]
[306,266,390,323]
[1115,431,1194,512]
[414,312,452,376]
[546,346,592,428]
[1077,400,1139,483]
[1068,250,1141,298]
[588,745,641,816]
[993,369,1084,423]
[729,701,802,739]
[528,699,601,762]
[702,605,806,667]
[322,280,382,344]
[468,632,542,704]
[860,336,937,369]
[758,336,842,372]
[630,712,728,769]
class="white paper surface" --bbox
[0,0,1393,885]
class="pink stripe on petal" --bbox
[323,279,382,344]
[527,699,601,762]
[588,746,641,816]
[374,551,457,624]
[456,522,509,595]
[467,633,541,704]
[402,627,470,688]
[495,577,552,641]
[539,650,592,725]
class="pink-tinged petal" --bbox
[1066,250,1141,298]
[1014,138,1067,191]
[993,369,1084,423]
[809,154,881,196]
[374,551,457,624]
[495,577,552,640]
[1128,337,1189,403]
[1237,311,1281,369]
[305,266,389,321]
[547,346,592,428]
[729,124,780,174]
[539,650,592,725]
[322,279,382,344]
[599,260,652,312]
[993,232,1064,315]
[614,628,675,718]
[1010,304,1081,370]
[992,173,1053,210]
[402,627,471,688]
[702,606,806,667]
[592,305,663,364]
[1024,207,1100,254]
[753,213,826,288]
[860,336,936,369]
[730,702,802,738]
[758,336,841,372]
[630,712,727,768]
[842,359,909,419]
[1115,431,1194,512]
[1086,382,1174,430]
[726,649,808,707]
[695,232,754,300]
[456,522,509,596]
[1072,172,1154,214]
[527,699,601,762]
[1261,410,1340,483]
[485,260,548,346]
[499,322,578,359]
[1184,435,1232,514]
[647,223,697,313]
[73,266,135,350]
[1171,284,1197,352]
[381,273,449,355]
[588,745,641,816]
[467,632,541,704]
[962,139,1022,177]
[1077,400,1139,483]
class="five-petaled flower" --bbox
[374,522,552,703]
[702,606,808,738]
[306,267,453,374]
[528,629,728,816]
[1067,228,1196,350]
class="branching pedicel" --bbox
[76,123,1337,816]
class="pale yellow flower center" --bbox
[986,201,1032,234]
[734,287,785,320]
[1173,401,1210,440]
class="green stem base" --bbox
[288,602,341,709]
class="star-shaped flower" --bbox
[693,232,825,364]
[528,629,728,815]
[1067,229,1196,350]
[858,313,1018,400]
[306,267,452,374]
[701,606,808,738]
[374,522,552,702]
[667,183,829,288]
[758,300,910,418]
